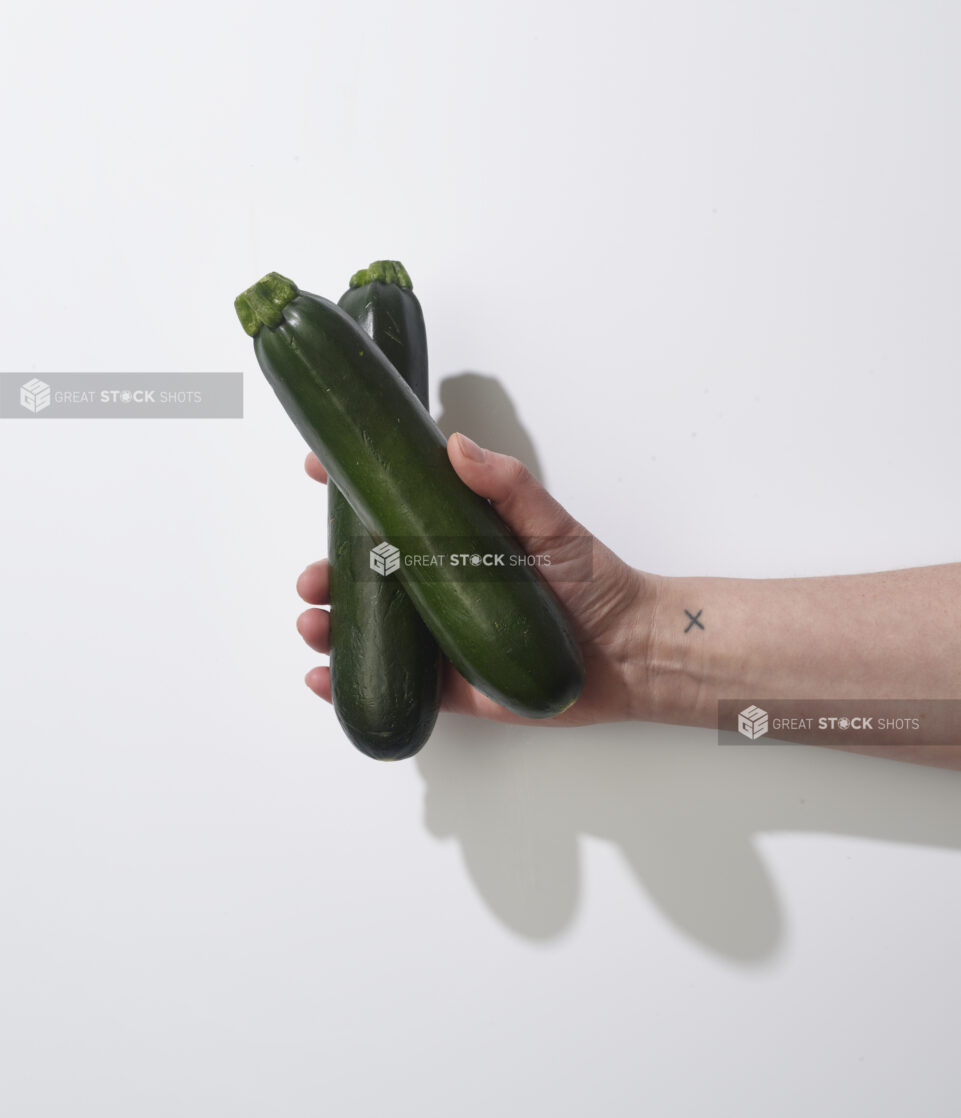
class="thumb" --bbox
[447,432,582,540]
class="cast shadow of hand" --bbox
[421,371,961,962]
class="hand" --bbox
[296,433,656,726]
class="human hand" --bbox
[296,433,656,726]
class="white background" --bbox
[2,1,960,1114]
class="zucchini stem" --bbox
[234,272,299,337]
[348,260,412,290]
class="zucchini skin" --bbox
[243,276,585,719]
[328,266,441,760]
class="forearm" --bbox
[634,563,961,766]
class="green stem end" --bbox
[348,260,413,291]
[234,272,299,337]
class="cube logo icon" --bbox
[370,541,401,576]
[20,378,51,414]
[738,704,769,740]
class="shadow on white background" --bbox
[425,371,961,961]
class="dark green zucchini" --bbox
[236,271,585,719]
[328,261,441,760]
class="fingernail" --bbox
[456,432,486,462]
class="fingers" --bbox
[305,452,328,484]
[299,558,331,701]
[297,560,329,605]
[297,564,331,697]
[446,432,579,540]
[301,439,592,721]
[305,665,332,703]
[297,608,330,653]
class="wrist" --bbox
[621,573,720,729]
[610,569,679,725]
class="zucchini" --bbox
[329,261,441,760]
[236,271,585,719]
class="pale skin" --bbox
[297,433,961,770]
